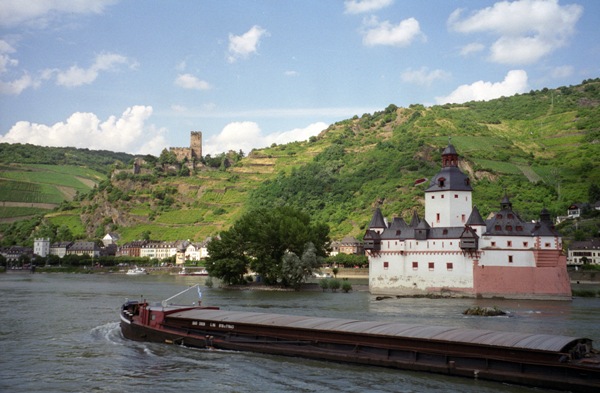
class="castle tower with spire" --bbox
[364,141,570,300]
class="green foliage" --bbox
[206,206,330,286]
[341,279,353,293]
[280,242,322,289]
[326,253,368,268]
[0,143,134,174]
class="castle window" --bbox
[491,242,496,247]
[438,177,446,187]
[428,262,434,271]
[454,194,458,198]
[545,242,551,248]
[508,255,513,263]
[495,225,501,231]
[396,230,401,235]
[506,225,512,231]
[412,262,418,270]
[508,213,514,219]
[461,214,466,223]
[431,195,435,199]
[383,261,389,270]
[507,241,512,247]
[496,214,502,219]
[523,242,528,247]
[516,225,523,231]
[442,229,448,235]
[441,194,445,199]
[446,262,453,271]
[436,213,440,223]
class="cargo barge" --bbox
[120,287,600,392]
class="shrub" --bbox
[319,278,329,292]
[329,278,341,292]
[341,280,352,293]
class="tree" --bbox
[206,206,330,286]
[158,148,178,166]
[205,228,249,285]
[281,242,322,289]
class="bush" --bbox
[329,278,341,292]
[319,278,329,292]
[341,280,352,293]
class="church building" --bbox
[364,142,571,300]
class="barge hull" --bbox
[120,303,600,392]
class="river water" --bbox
[1,273,598,393]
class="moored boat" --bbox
[177,267,208,276]
[126,267,148,275]
[120,285,600,392]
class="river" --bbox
[1,272,598,393]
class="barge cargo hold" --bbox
[120,299,600,392]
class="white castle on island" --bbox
[364,142,571,300]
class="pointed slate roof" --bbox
[368,207,387,230]
[466,206,486,226]
[426,143,472,193]
[389,217,408,230]
[409,210,420,227]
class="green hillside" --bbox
[1,79,599,246]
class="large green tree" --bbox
[206,206,330,286]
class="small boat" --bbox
[126,267,148,275]
[120,285,600,392]
[178,267,208,276]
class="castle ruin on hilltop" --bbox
[170,131,202,162]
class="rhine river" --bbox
[1,272,599,393]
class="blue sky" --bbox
[1,0,598,156]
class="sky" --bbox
[0,0,599,156]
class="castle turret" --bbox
[425,142,473,227]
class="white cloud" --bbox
[460,42,485,56]
[0,105,167,155]
[0,0,118,28]
[204,121,327,155]
[401,67,450,86]
[0,73,40,95]
[284,70,299,77]
[227,25,269,63]
[448,0,582,65]
[361,16,425,47]
[344,0,393,14]
[435,70,528,104]
[175,73,211,90]
[54,53,135,87]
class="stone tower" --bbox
[190,131,202,160]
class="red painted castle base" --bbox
[472,259,571,300]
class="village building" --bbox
[116,240,148,257]
[364,142,571,300]
[139,241,179,260]
[66,241,101,258]
[330,236,364,256]
[567,238,600,265]
[0,246,33,262]
[50,241,73,258]
[34,238,50,257]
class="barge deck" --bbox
[120,298,600,392]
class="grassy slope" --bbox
[4,80,599,243]
[0,164,105,221]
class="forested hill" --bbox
[248,79,600,238]
[0,143,135,175]
[2,78,599,246]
